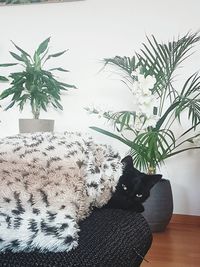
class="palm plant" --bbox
[0,37,76,119]
[87,32,200,174]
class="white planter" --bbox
[19,119,54,134]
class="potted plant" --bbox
[86,32,200,231]
[0,37,76,133]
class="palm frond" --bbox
[137,32,200,113]
[175,73,200,128]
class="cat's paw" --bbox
[135,204,144,213]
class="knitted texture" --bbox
[0,209,152,267]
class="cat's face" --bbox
[119,156,162,204]
[104,155,162,212]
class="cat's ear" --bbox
[121,155,133,169]
[142,174,162,191]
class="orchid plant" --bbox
[86,32,200,174]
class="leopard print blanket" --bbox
[0,132,121,252]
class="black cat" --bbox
[104,155,162,212]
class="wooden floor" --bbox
[141,217,200,267]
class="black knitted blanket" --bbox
[0,209,152,267]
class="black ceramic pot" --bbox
[142,179,173,232]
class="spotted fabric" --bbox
[0,132,121,252]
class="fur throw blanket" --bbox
[0,132,122,252]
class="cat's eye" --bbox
[136,193,143,198]
[122,184,127,191]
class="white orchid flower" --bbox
[141,87,152,96]
[138,100,155,116]
[144,115,160,128]
[138,75,156,90]
[137,94,153,105]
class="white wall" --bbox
[0,0,200,215]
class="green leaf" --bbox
[90,127,132,147]
[18,94,30,111]
[0,63,17,67]
[49,67,69,72]
[9,52,25,62]
[0,76,9,82]
[0,88,13,99]
[46,50,67,61]
[11,41,31,58]
[36,37,50,55]
[5,101,15,110]
[33,51,41,69]
[165,146,200,159]
[40,101,47,112]
[53,99,63,110]
[58,82,77,89]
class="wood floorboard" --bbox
[141,221,200,267]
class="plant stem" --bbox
[147,165,156,174]
[32,106,40,119]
